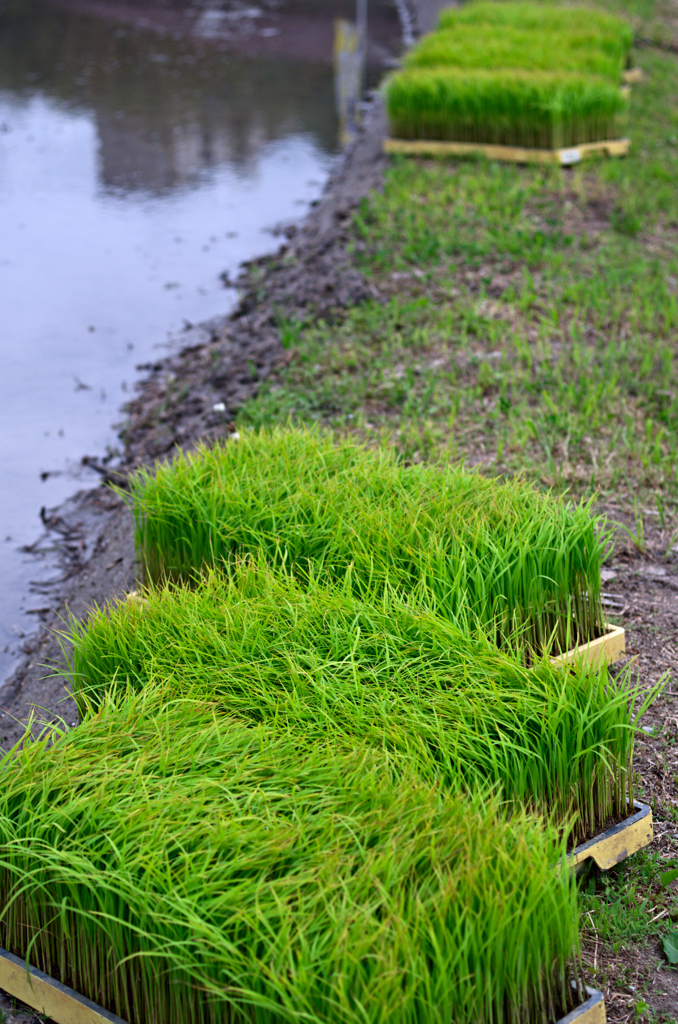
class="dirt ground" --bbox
[581,513,678,1021]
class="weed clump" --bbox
[0,696,583,1024]
[123,426,607,656]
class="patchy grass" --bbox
[579,847,678,1022]
[238,38,678,511]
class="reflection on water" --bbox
[0,0,403,680]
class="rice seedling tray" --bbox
[557,986,606,1024]
[0,946,128,1024]
[569,801,653,872]
[553,623,625,669]
[383,137,630,166]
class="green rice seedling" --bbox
[64,563,653,841]
[0,695,582,1024]
[124,423,606,655]
[123,426,607,656]
[384,67,627,149]
[403,25,625,83]
[437,2,633,67]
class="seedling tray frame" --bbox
[569,801,653,872]
[553,623,626,669]
[0,946,128,1023]
[0,943,605,1024]
[383,137,630,166]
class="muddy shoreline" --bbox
[0,86,394,751]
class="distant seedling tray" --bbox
[0,944,604,1024]
[556,986,606,1024]
[569,801,653,873]
[383,137,630,166]
[0,946,128,1024]
[552,623,626,670]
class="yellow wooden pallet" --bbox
[383,137,630,166]
[552,623,626,670]
[622,67,643,84]
[569,801,653,872]
[0,947,128,1024]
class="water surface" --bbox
[0,0,403,679]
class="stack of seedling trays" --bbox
[383,0,633,166]
[0,428,654,1024]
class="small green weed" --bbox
[580,848,678,946]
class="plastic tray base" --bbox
[553,624,626,670]
[557,986,606,1024]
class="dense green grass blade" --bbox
[63,563,646,839]
[385,1,631,148]
[404,25,625,82]
[437,1,633,62]
[385,67,627,149]
[0,695,582,1024]
[122,426,608,656]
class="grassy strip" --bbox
[237,46,678,503]
[384,67,627,149]
[0,695,582,1024]
[123,426,607,656]
[63,563,652,840]
[403,26,626,82]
